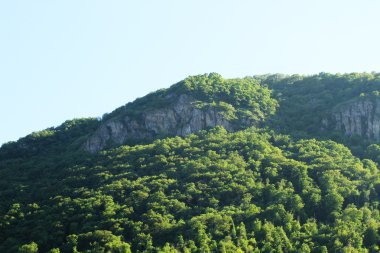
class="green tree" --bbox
[17,242,38,253]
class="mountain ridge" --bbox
[3,72,380,158]
[2,72,380,252]
[82,73,277,152]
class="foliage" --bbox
[261,72,380,152]
[102,73,278,129]
[0,118,100,159]
[1,126,380,252]
[2,73,380,252]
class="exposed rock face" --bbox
[83,95,234,152]
[327,98,380,140]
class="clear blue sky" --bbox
[1,1,379,145]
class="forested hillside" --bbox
[263,72,380,153]
[1,73,380,252]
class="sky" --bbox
[1,0,380,145]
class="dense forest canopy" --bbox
[1,73,380,252]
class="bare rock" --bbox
[84,94,239,152]
[323,98,380,141]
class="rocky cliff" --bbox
[325,97,380,140]
[82,73,278,152]
[83,94,235,152]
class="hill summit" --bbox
[84,73,277,152]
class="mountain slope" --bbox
[84,73,277,152]
[2,127,380,252]
[264,72,380,148]
[1,73,380,252]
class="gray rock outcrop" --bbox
[325,98,380,140]
[83,94,234,152]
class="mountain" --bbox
[83,73,277,152]
[1,73,380,252]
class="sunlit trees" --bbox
[3,71,380,252]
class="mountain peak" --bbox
[83,73,277,152]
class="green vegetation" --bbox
[0,118,100,160]
[1,73,380,252]
[103,73,277,129]
[1,127,380,252]
[262,72,380,147]
[179,73,278,124]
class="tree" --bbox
[323,191,344,218]
[17,242,38,253]
[237,222,248,251]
